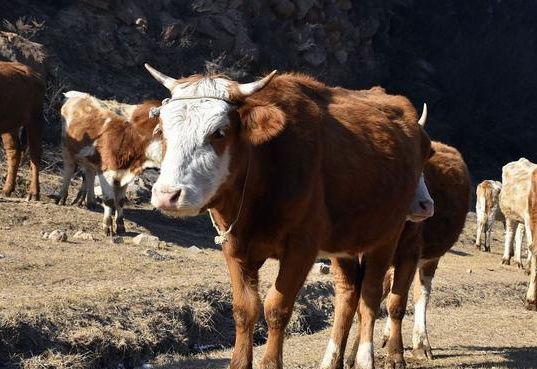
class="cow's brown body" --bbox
[0,61,44,200]
[57,92,161,235]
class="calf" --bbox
[57,91,161,235]
[0,61,44,200]
[334,141,470,369]
[475,180,504,252]
[499,158,535,268]
[144,64,433,369]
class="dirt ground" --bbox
[1,163,536,369]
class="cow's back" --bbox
[421,141,471,260]
[500,158,536,222]
[318,84,431,250]
[0,61,44,130]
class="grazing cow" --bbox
[499,158,535,268]
[0,61,44,200]
[144,64,433,369]
[500,158,537,309]
[57,91,162,235]
[339,141,470,369]
[475,180,504,252]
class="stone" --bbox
[145,249,168,261]
[466,268,473,274]
[73,230,95,241]
[48,230,67,242]
[0,254,5,259]
[188,245,202,254]
[110,236,124,245]
[133,233,160,247]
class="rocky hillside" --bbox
[1,0,536,184]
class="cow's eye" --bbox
[211,128,226,139]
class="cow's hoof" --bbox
[525,300,537,311]
[86,201,96,210]
[501,258,510,266]
[344,359,355,369]
[115,225,126,236]
[103,226,113,237]
[26,193,39,201]
[516,261,523,269]
[410,345,433,361]
[384,353,406,369]
[2,190,12,197]
[381,335,389,348]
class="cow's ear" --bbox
[238,104,286,145]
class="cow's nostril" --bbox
[419,201,428,210]
[169,190,181,204]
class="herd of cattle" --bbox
[1,59,536,369]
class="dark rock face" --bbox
[1,0,536,184]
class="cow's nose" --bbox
[151,187,182,209]
[419,199,434,217]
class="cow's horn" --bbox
[418,103,428,127]
[144,63,176,91]
[237,70,277,96]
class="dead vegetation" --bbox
[0,165,536,369]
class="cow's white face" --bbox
[151,97,234,216]
[145,65,277,217]
[407,174,434,222]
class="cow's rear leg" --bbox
[384,237,421,369]
[56,147,76,205]
[260,240,316,369]
[475,217,485,251]
[526,253,537,310]
[410,259,439,361]
[502,219,516,265]
[84,167,97,209]
[102,199,115,236]
[320,257,360,369]
[26,122,41,201]
[1,132,21,197]
[484,217,495,252]
[352,245,396,369]
[514,223,525,268]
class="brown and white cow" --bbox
[56,91,161,235]
[0,61,44,200]
[500,158,535,268]
[336,141,470,369]
[475,180,504,252]
[144,64,433,369]
[500,158,536,309]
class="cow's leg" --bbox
[84,166,96,209]
[514,223,525,268]
[260,242,317,369]
[475,216,485,250]
[320,257,360,369]
[57,148,76,205]
[114,185,128,235]
[26,123,41,201]
[502,218,516,265]
[1,132,21,197]
[484,214,495,252]
[526,252,537,310]
[353,246,397,369]
[99,174,115,236]
[223,245,262,369]
[384,242,421,368]
[411,258,439,360]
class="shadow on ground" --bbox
[124,207,217,249]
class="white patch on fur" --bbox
[320,339,340,369]
[151,88,234,215]
[355,341,373,369]
[412,273,432,349]
[407,174,434,222]
[383,318,392,338]
[143,139,162,169]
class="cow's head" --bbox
[145,64,278,216]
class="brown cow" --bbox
[56,91,161,235]
[0,61,44,200]
[337,141,470,369]
[144,65,433,369]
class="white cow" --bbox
[500,159,534,269]
[475,180,504,252]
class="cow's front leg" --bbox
[114,185,128,235]
[526,253,537,310]
[320,257,360,369]
[260,242,317,369]
[223,245,262,369]
[102,198,115,236]
[1,132,21,197]
[353,246,396,369]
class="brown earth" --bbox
[1,162,537,369]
